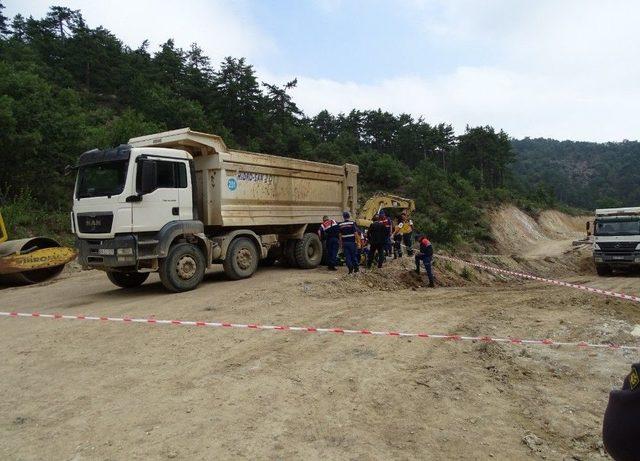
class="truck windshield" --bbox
[76,160,128,199]
[595,219,640,236]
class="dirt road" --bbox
[1,253,640,460]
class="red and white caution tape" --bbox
[1,310,637,352]
[439,255,640,304]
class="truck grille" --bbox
[598,241,637,254]
[77,213,113,234]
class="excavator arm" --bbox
[356,193,416,228]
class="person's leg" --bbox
[351,243,360,272]
[414,254,421,273]
[327,238,338,269]
[367,246,374,268]
[344,243,354,273]
[377,245,385,268]
[425,257,435,286]
[403,233,413,256]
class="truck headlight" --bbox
[593,243,600,250]
[117,248,134,255]
[636,243,640,250]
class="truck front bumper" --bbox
[593,251,640,266]
[76,235,137,269]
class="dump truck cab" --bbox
[591,207,640,276]
[73,144,203,271]
[72,128,358,292]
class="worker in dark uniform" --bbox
[319,215,339,271]
[379,210,393,257]
[415,234,435,287]
[339,211,360,274]
[367,214,387,269]
[603,362,640,460]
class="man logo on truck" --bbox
[227,178,237,191]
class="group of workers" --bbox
[318,210,436,287]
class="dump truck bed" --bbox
[129,128,358,228]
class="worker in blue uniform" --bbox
[339,211,360,274]
[319,215,339,271]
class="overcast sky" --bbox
[7,0,640,141]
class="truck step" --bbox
[137,240,159,246]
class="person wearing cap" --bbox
[415,234,435,287]
[603,363,640,460]
[318,215,339,271]
[338,211,360,274]
[379,210,393,257]
[367,214,387,269]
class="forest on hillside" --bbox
[4,4,628,247]
[511,138,640,210]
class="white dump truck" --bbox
[71,128,358,292]
[590,207,640,276]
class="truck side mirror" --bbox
[138,159,158,195]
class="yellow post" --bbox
[0,211,7,244]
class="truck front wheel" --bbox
[106,271,149,289]
[159,243,206,292]
[295,233,323,269]
[596,264,613,276]
[223,237,259,280]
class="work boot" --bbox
[428,279,435,288]
[348,267,353,274]
[354,266,359,273]
[328,266,337,271]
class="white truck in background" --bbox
[590,207,640,276]
[71,128,358,292]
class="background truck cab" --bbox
[591,207,640,276]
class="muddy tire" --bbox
[295,233,323,269]
[595,264,612,276]
[106,271,149,288]
[159,243,206,292]
[223,237,259,280]
[282,239,299,267]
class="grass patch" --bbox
[1,191,72,245]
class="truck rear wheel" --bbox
[106,271,149,288]
[282,239,299,267]
[596,264,613,276]
[223,237,259,280]
[295,233,323,269]
[159,243,206,292]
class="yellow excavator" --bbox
[356,193,416,228]
[0,210,76,285]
